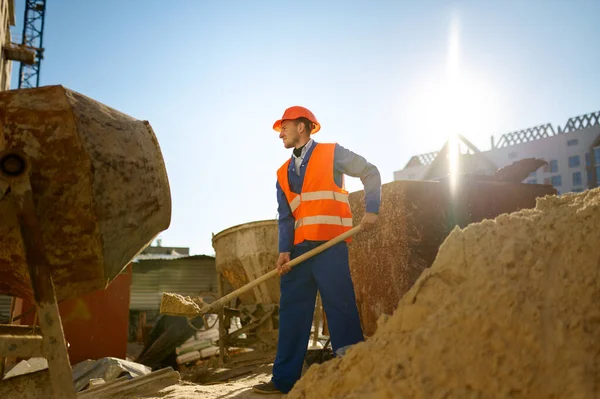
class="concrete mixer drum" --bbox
[0,85,172,398]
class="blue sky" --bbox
[10,0,600,255]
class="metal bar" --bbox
[226,310,274,341]
[217,272,225,366]
[36,0,47,87]
[312,293,321,346]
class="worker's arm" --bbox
[276,181,294,274]
[334,144,382,230]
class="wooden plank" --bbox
[77,367,180,399]
[0,324,36,335]
[195,365,255,384]
[16,188,76,399]
[78,376,128,394]
[0,335,43,358]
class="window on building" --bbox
[550,160,558,173]
[526,179,537,184]
[573,172,582,186]
[587,170,593,185]
[586,152,591,167]
[551,175,562,186]
[597,165,600,184]
[508,152,518,159]
[568,155,580,168]
[572,188,584,193]
[529,171,536,178]
[595,147,600,165]
[567,139,579,146]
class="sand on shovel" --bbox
[159,293,205,316]
[288,188,600,399]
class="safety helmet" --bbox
[273,106,321,134]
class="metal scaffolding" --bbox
[18,0,47,89]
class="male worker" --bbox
[253,106,381,394]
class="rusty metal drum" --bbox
[346,179,556,336]
[0,85,172,302]
[212,220,280,306]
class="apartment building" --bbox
[394,111,600,195]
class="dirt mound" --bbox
[288,189,600,399]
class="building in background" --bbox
[129,243,218,343]
[394,110,600,195]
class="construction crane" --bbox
[17,0,47,88]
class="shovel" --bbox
[160,225,362,316]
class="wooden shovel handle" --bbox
[202,225,362,314]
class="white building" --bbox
[394,110,600,195]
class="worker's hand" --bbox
[360,212,379,232]
[276,252,291,276]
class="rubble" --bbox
[288,189,600,398]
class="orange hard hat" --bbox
[273,106,321,134]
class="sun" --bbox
[407,15,500,152]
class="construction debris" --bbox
[2,358,48,380]
[77,367,180,399]
[136,315,205,370]
[493,157,548,183]
[71,357,152,392]
[287,188,600,398]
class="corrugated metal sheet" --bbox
[130,256,217,311]
[0,295,13,322]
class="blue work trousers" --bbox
[271,241,364,393]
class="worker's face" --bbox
[279,120,301,149]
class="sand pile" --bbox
[288,188,600,399]
[160,293,205,316]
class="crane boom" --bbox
[18,0,47,89]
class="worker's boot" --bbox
[252,381,283,394]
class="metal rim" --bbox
[212,219,277,243]
[0,150,29,181]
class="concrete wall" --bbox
[0,0,15,91]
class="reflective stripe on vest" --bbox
[288,190,349,213]
[295,215,354,229]
[276,142,353,245]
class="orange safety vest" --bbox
[276,143,353,246]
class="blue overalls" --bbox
[271,141,366,393]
